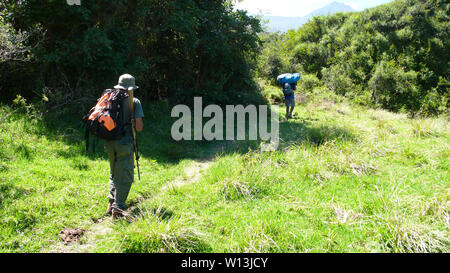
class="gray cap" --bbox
[114,74,139,90]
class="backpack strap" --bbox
[84,127,96,154]
[116,89,130,137]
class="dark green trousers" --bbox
[104,140,134,210]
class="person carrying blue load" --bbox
[277,73,300,120]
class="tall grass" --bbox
[0,94,448,253]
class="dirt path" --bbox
[161,160,211,190]
[50,156,214,253]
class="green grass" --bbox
[0,94,448,253]
[0,102,218,252]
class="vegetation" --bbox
[0,99,220,252]
[1,92,448,253]
[0,0,448,253]
[0,0,262,105]
[256,0,449,116]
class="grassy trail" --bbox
[0,97,449,253]
[50,158,214,253]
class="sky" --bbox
[233,0,394,17]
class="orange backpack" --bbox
[83,89,129,151]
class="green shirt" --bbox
[119,96,144,145]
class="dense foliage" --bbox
[257,0,449,116]
[0,0,262,106]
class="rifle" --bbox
[127,87,141,180]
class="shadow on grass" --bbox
[38,100,356,166]
[279,117,356,148]
[37,100,254,164]
[37,100,231,164]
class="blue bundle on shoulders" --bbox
[277,73,301,84]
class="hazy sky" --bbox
[234,0,394,17]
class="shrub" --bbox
[261,84,283,104]
[369,60,419,112]
[322,65,355,96]
[298,74,320,93]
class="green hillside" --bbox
[257,0,449,116]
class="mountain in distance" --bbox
[262,2,355,33]
[307,1,355,17]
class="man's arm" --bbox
[132,98,144,133]
[135,117,143,132]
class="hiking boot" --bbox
[112,208,127,220]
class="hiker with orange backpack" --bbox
[84,74,144,219]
